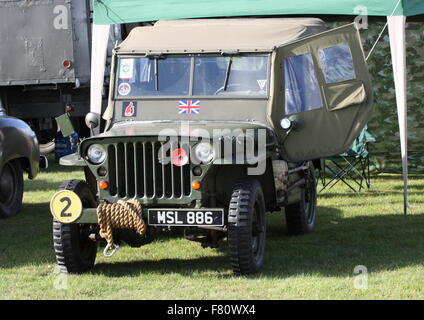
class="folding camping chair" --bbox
[319,127,375,192]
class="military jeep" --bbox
[50,18,373,274]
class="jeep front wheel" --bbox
[53,180,98,273]
[228,179,266,275]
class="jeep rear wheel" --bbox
[228,179,266,275]
[285,163,317,235]
[53,180,98,273]
[0,160,23,218]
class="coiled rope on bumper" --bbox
[96,199,146,256]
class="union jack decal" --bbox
[178,100,200,114]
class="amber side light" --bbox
[192,181,201,190]
[99,181,109,190]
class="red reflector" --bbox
[63,60,72,68]
[171,148,189,167]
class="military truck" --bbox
[50,18,373,274]
[0,0,121,153]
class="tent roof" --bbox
[94,0,424,25]
[116,18,325,53]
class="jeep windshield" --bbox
[115,54,269,98]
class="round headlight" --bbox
[87,144,106,164]
[193,142,215,164]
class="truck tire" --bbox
[0,160,23,218]
[285,163,317,235]
[228,179,266,275]
[53,180,97,273]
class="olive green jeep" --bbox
[51,18,373,274]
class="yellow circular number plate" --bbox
[50,190,83,223]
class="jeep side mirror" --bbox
[85,112,100,130]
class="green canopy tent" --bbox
[91,0,424,215]
[93,0,424,23]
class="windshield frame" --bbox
[113,53,271,100]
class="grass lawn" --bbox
[0,160,423,300]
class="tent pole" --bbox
[90,24,111,135]
[387,15,408,215]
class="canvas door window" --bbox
[284,53,323,116]
[318,43,366,111]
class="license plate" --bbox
[148,209,224,227]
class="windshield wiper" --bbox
[145,53,164,91]
[221,52,240,91]
[154,58,158,91]
[223,57,232,91]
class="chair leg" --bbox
[332,159,364,191]
[318,161,329,192]
[320,161,345,192]
[321,160,358,192]
[366,156,371,188]
[341,156,372,191]
[320,156,371,193]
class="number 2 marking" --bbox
[60,197,72,217]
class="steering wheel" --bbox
[214,83,254,95]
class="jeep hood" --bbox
[87,121,276,142]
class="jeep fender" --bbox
[0,116,40,179]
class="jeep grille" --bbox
[107,141,192,199]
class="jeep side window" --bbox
[284,53,322,115]
[319,43,356,83]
